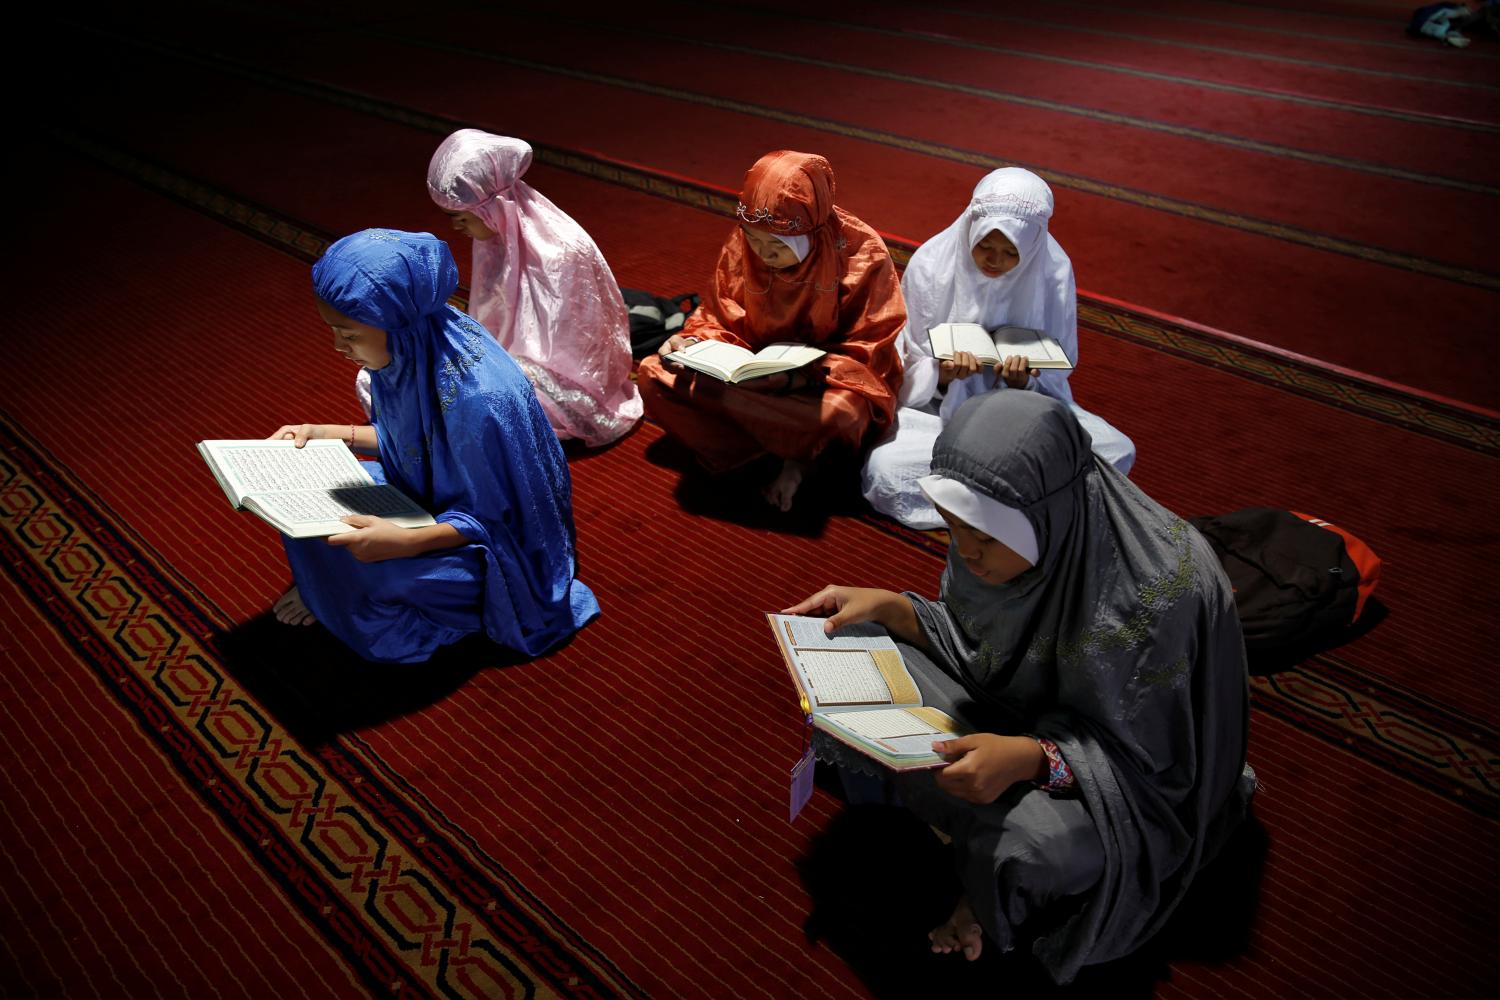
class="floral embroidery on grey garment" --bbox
[1133,656,1191,689]
[967,519,1195,689]
[1056,520,1194,670]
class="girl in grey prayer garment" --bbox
[785,390,1252,983]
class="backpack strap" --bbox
[1291,512,1382,622]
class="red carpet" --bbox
[53,1,1500,407]
[5,3,1499,997]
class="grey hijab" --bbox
[910,391,1249,980]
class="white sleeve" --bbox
[896,325,942,408]
[1033,256,1078,403]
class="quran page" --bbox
[773,614,892,650]
[245,485,434,534]
[769,614,922,708]
[830,707,943,741]
[667,341,825,383]
[796,649,895,706]
[992,325,1073,368]
[674,339,754,373]
[198,439,435,538]
[822,707,966,762]
[927,323,1001,365]
[198,439,370,505]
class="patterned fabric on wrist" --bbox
[1033,736,1076,793]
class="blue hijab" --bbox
[312,229,598,655]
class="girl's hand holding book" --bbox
[658,334,700,371]
[326,516,467,562]
[782,585,898,633]
[326,515,418,562]
[998,355,1040,389]
[269,423,369,451]
[938,350,982,386]
[268,423,337,448]
[932,734,1049,804]
[782,585,924,647]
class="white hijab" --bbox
[898,168,1077,411]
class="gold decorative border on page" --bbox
[872,649,921,707]
[907,707,964,737]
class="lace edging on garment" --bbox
[515,357,632,438]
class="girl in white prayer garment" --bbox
[861,168,1137,530]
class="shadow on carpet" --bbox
[211,613,535,745]
[1247,597,1389,676]
[799,801,1268,999]
[643,434,874,538]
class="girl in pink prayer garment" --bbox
[418,129,642,446]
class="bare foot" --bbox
[272,587,317,626]
[762,458,809,512]
[929,895,983,961]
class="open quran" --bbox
[197,439,436,539]
[927,322,1073,370]
[768,614,970,771]
[665,340,825,383]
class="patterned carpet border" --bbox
[54,124,1500,461]
[0,413,646,1000]
[560,8,1500,192]
[1249,666,1500,818]
[1074,302,1500,455]
[78,19,1500,293]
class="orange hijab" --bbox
[686,150,905,431]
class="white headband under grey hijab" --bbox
[918,474,1039,566]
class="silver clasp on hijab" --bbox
[736,202,804,231]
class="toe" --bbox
[959,922,983,961]
[928,923,956,953]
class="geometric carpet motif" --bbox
[0,412,645,1000]
[1250,658,1500,819]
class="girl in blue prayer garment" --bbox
[268,228,600,663]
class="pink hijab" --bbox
[427,129,640,446]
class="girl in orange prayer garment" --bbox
[636,150,905,511]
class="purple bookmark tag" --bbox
[789,715,816,823]
[789,746,816,823]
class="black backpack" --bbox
[621,289,699,359]
[1188,508,1381,656]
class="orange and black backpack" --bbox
[1188,508,1382,656]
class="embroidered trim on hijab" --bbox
[774,233,811,262]
[967,193,1052,258]
[969,191,1049,226]
[737,201,805,232]
[918,474,1039,566]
